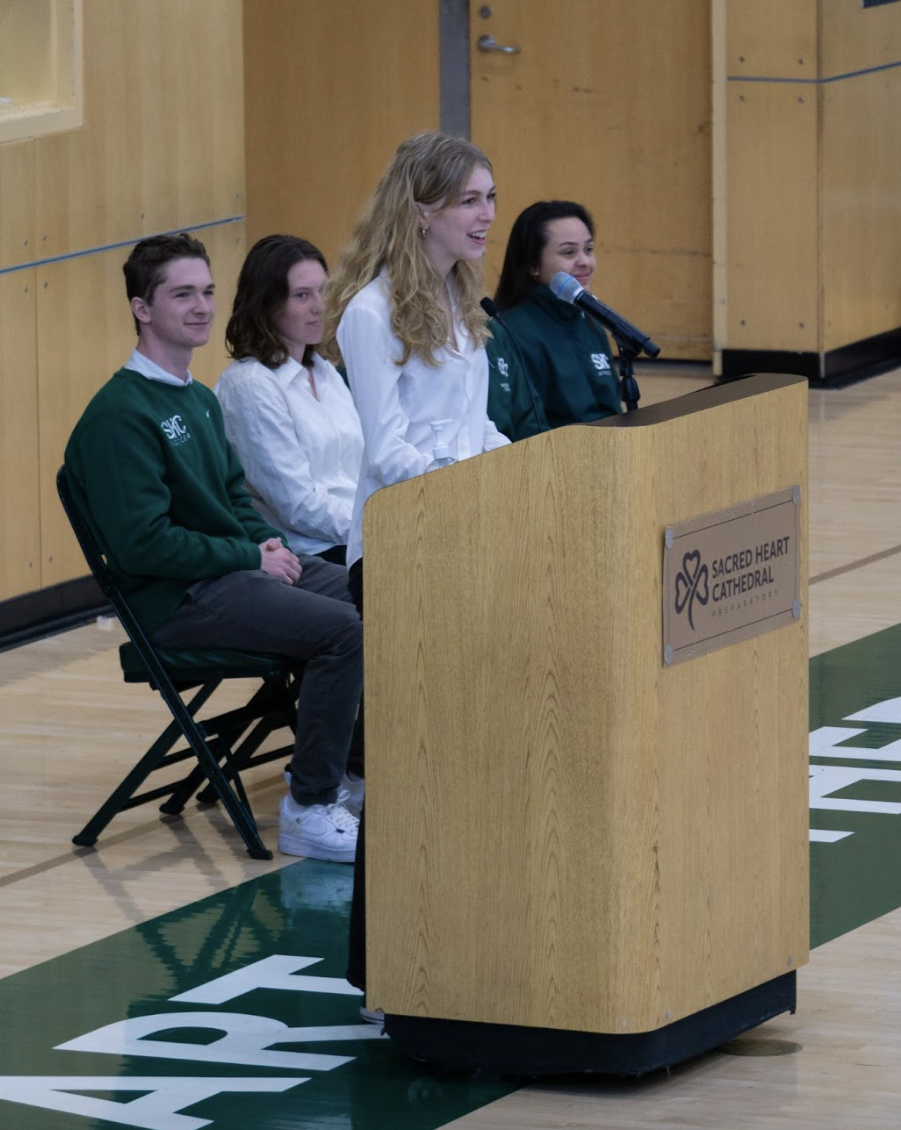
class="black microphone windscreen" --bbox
[480,296,499,318]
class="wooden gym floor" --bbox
[1,364,900,1129]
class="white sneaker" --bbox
[284,767,365,819]
[338,772,365,818]
[360,1005,385,1025]
[278,796,359,863]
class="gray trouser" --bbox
[151,556,362,805]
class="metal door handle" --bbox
[477,35,520,54]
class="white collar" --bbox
[126,348,193,386]
[268,355,304,389]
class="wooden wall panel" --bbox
[818,0,901,353]
[0,274,41,599]
[0,139,35,266]
[820,0,901,76]
[0,145,38,604]
[243,0,440,265]
[725,1,817,77]
[724,82,819,350]
[190,222,249,390]
[716,0,901,362]
[0,0,247,605]
[471,0,712,362]
[36,223,247,591]
[821,69,901,351]
[36,249,139,588]
[719,0,819,357]
[33,0,245,258]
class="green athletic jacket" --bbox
[500,284,622,431]
[64,368,283,632]
[485,319,548,442]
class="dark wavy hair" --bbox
[123,232,210,335]
[225,234,328,368]
[493,200,595,312]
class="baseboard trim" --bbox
[0,576,110,652]
[722,326,901,388]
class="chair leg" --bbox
[194,675,298,804]
[155,684,273,860]
[72,679,275,860]
[72,705,207,847]
[161,715,255,814]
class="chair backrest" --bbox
[57,463,218,689]
[57,464,145,638]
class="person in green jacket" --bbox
[485,315,548,441]
[64,233,362,864]
[492,200,622,433]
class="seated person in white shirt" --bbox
[215,235,364,567]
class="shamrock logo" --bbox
[674,550,709,630]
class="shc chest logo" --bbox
[494,355,511,393]
[591,352,611,373]
[160,414,191,445]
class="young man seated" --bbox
[65,233,363,862]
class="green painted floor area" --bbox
[809,622,901,947]
[0,862,516,1129]
[2,623,901,1127]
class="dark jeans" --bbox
[346,557,366,990]
[151,556,362,806]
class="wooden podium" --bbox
[362,373,809,1075]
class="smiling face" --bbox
[131,256,215,373]
[272,258,327,362]
[419,164,497,278]
[533,216,597,290]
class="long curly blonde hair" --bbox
[322,132,493,368]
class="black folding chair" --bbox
[57,464,301,860]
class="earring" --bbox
[420,225,429,238]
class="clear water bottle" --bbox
[430,419,457,468]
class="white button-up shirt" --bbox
[214,353,364,556]
[338,274,509,568]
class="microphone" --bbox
[480,297,547,435]
[480,295,504,322]
[549,272,660,359]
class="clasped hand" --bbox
[258,538,302,584]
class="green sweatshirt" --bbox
[485,319,548,442]
[501,284,622,429]
[64,368,284,632]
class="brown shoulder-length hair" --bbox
[225,235,328,368]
